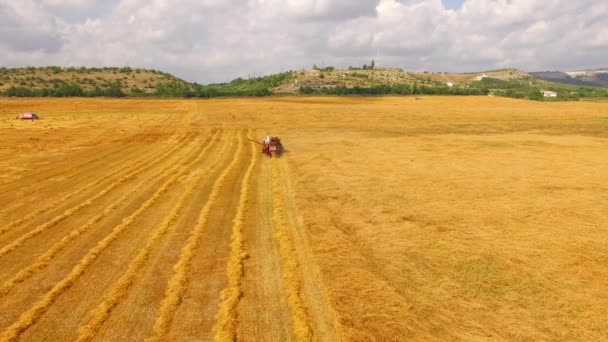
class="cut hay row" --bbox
[0,131,219,300]
[279,160,345,341]
[74,130,233,342]
[0,135,144,196]
[0,133,195,257]
[212,130,258,342]
[0,113,185,219]
[271,158,313,341]
[2,135,174,210]
[0,143,141,222]
[0,137,193,259]
[0,132,192,236]
[150,132,246,340]
[0,110,182,194]
[0,130,191,231]
[0,130,221,342]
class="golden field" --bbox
[0,96,607,341]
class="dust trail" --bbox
[0,131,222,342]
[213,130,258,342]
[74,130,232,342]
[149,132,246,340]
[0,131,218,299]
[271,158,313,341]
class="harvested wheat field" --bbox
[0,96,607,341]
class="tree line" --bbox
[0,72,294,98]
[1,82,125,97]
[470,78,608,101]
[3,68,606,100]
[154,72,293,98]
[299,84,488,96]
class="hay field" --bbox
[0,96,607,341]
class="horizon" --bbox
[1,0,607,83]
[2,64,608,85]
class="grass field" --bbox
[0,96,607,341]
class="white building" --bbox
[474,73,488,81]
[542,90,557,98]
[445,82,454,87]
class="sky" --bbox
[0,0,607,83]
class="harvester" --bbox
[249,136,283,157]
[17,112,39,120]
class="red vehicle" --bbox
[17,112,39,120]
[249,136,283,157]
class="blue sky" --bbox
[0,0,606,83]
[442,0,464,10]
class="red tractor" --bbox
[249,136,283,157]
[17,112,39,120]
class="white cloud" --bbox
[0,0,606,82]
[0,1,65,53]
[41,0,98,10]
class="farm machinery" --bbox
[249,136,283,157]
[17,112,39,120]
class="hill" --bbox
[282,66,608,100]
[0,66,293,98]
[0,67,188,97]
[530,69,608,88]
[1,65,607,100]
[280,67,530,91]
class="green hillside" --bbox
[282,66,608,100]
[1,65,607,101]
[0,66,187,97]
[0,66,293,98]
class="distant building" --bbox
[474,73,488,81]
[542,90,557,97]
[445,82,454,87]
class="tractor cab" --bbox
[262,136,283,157]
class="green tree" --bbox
[129,86,144,96]
[104,81,125,97]
[298,86,314,94]
[527,89,543,101]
